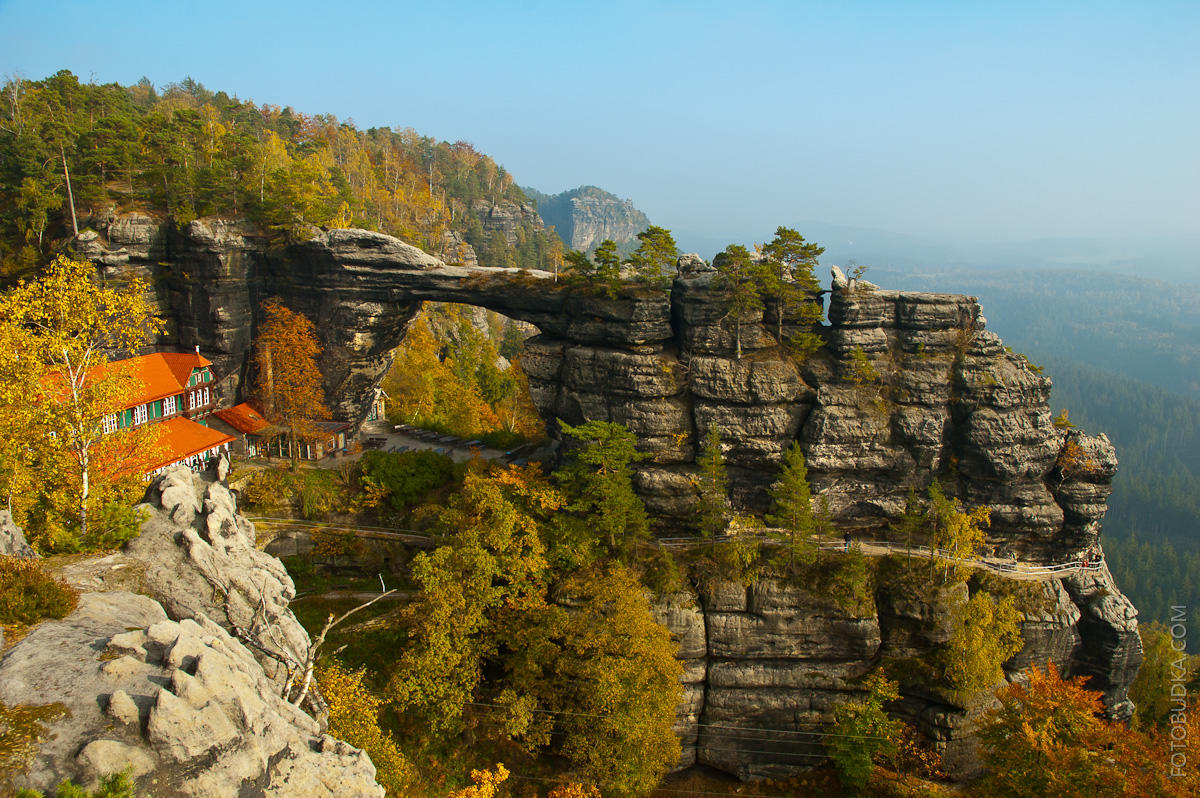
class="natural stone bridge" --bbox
[86,219,1114,562]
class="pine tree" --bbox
[695,423,730,543]
[557,419,650,554]
[760,225,824,355]
[712,244,765,360]
[766,441,817,573]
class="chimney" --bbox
[194,345,200,355]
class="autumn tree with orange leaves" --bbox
[972,662,1194,798]
[253,299,330,469]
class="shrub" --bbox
[358,449,455,512]
[0,557,78,628]
[15,771,137,797]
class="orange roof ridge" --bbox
[92,351,214,408]
[215,402,272,435]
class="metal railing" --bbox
[245,516,435,547]
[654,531,1103,577]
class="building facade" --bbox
[99,351,234,476]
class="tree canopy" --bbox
[0,71,558,275]
[0,255,162,550]
[252,298,330,468]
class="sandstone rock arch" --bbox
[86,220,1113,562]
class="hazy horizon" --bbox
[2,0,1197,273]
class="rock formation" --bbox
[527,185,651,252]
[0,462,384,796]
[77,219,1141,780]
[651,560,1139,780]
[0,509,36,558]
[470,198,544,245]
[78,218,1126,563]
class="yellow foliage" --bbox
[0,255,163,550]
[383,315,503,439]
[317,660,416,797]
[940,591,1023,698]
[448,764,509,798]
[1057,439,1099,479]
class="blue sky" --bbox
[1,0,1197,255]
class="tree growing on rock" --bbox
[939,591,1022,701]
[766,441,817,573]
[253,298,330,470]
[627,225,678,287]
[695,422,731,543]
[760,225,824,358]
[927,482,990,583]
[557,419,650,555]
[565,239,622,298]
[712,244,765,360]
[826,671,904,793]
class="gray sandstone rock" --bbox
[0,509,36,557]
[124,466,308,686]
[0,593,382,797]
[80,220,1140,781]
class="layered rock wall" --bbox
[67,219,1144,782]
[652,561,1140,779]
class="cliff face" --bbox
[651,562,1138,779]
[529,185,651,252]
[81,217,1121,563]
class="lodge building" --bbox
[100,350,235,476]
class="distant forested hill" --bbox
[0,70,560,276]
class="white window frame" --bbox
[163,395,176,416]
[133,404,148,425]
[202,386,210,406]
[102,413,117,434]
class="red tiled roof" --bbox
[149,417,235,471]
[215,402,272,435]
[95,352,213,408]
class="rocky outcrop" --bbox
[0,462,385,795]
[123,464,309,685]
[77,213,267,406]
[79,223,1139,779]
[653,561,1140,780]
[530,185,651,252]
[80,222,1120,563]
[0,593,382,797]
[470,199,544,246]
[0,509,36,558]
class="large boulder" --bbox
[0,510,36,558]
